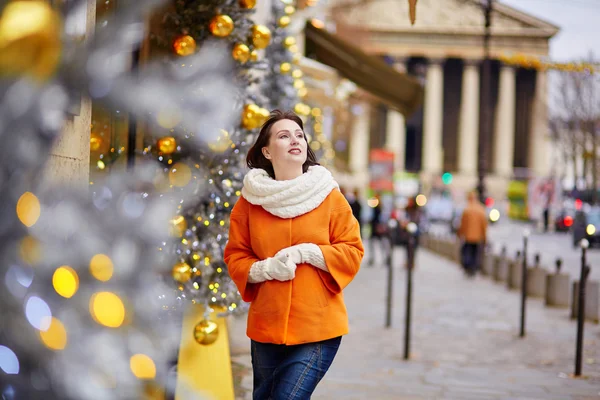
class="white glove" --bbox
[275,243,328,272]
[248,253,296,283]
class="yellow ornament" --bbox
[284,5,296,15]
[194,319,219,345]
[208,129,233,153]
[232,43,251,64]
[251,25,271,49]
[90,133,102,152]
[172,262,192,283]
[0,1,62,82]
[278,16,291,28]
[242,104,261,130]
[256,108,271,126]
[292,69,303,79]
[283,36,296,48]
[157,136,177,155]
[293,79,305,89]
[288,44,298,54]
[280,62,292,74]
[209,15,234,37]
[169,215,187,237]
[239,0,257,8]
[250,50,259,62]
[298,87,307,98]
[173,35,196,56]
[292,53,302,64]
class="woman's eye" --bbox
[280,134,288,139]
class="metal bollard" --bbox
[520,230,530,338]
[385,220,397,328]
[508,250,522,289]
[527,252,547,298]
[546,258,570,308]
[404,222,418,360]
[494,246,509,282]
[575,240,591,376]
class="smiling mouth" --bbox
[289,149,302,154]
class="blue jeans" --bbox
[251,336,342,400]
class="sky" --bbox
[500,0,600,62]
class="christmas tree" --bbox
[149,0,273,315]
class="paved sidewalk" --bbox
[230,246,600,399]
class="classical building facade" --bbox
[329,0,559,198]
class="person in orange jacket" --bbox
[224,109,364,399]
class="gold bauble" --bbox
[284,6,296,15]
[172,262,192,283]
[292,53,302,64]
[292,69,303,79]
[173,35,196,56]
[90,133,102,152]
[208,129,233,153]
[168,163,192,187]
[250,50,259,62]
[298,87,308,98]
[231,43,250,64]
[288,44,298,54]
[280,62,292,74]
[283,36,296,48]
[242,104,261,130]
[293,79,305,89]
[256,108,271,126]
[0,1,62,82]
[251,25,271,50]
[157,136,177,155]
[278,16,291,28]
[239,0,257,9]
[194,319,219,345]
[294,103,310,116]
[169,215,187,237]
[209,15,234,38]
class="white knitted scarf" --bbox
[241,165,339,219]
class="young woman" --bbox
[224,110,364,399]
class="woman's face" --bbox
[261,118,308,169]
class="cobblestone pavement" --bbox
[230,244,600,400]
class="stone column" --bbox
[529,69,550,177]
[43,0,96,190]
[385,60,407,172]
[457,59,480,176]
[349,101,371,186]
[493,64,516,178]
[422,58,444,176]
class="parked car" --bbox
[554,207,575,232]
[572,208,600,247]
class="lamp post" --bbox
[477,0,493,204]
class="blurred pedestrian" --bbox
[224,110,364,399]
[457,191,488,277]
[368,193,385,266]
[348,189,363,232]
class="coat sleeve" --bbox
[224,199,260,302]
[317,195,364,294]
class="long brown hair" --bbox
[246,109,319,179]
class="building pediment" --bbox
[331,0,559,37]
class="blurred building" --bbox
[301,0,559,200]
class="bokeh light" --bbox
[168,163,192,187]
[0,346,19,374]
[129,354,156,380]
[52,266,79,298]
[90,292,126,328]
[89,254,114,282]
[16,192,41,227]
[39,317,67,350]
[416,194,427,207]
[25,296,52,331]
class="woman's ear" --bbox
[262,147,271,160]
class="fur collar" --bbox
[241,165,339,219]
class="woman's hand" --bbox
[275,243,328,272]
[248,253,297,283]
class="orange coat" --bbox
[457,203,488,243]
[224,189,364,345]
